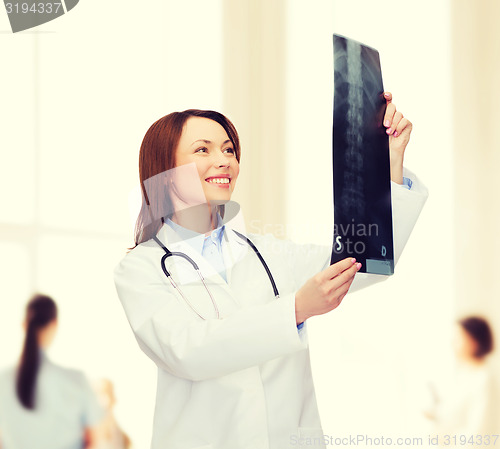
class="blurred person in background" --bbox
[425,316,499,437]
[93,378,131,449]
[0,294,103,449]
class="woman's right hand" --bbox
[295,258,361,324]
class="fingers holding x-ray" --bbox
[383,102,397,132]
[393,117,412,138]
[389,111,403,136]
[295,257,361,323]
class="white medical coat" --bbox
[114,168,428,449]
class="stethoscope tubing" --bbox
[153,230,279,320]
[232,230,279,299]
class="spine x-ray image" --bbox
[330,34,394,275]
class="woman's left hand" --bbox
[383,92,412,185]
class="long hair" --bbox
[459,316,494,359]
[133,109,241,247]
[16,294,57,409]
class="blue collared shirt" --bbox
[165,217,227,282]
[402,176,412,190]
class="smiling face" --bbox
[175,116,240,206]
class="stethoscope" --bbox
[153,230,279,320]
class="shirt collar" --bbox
[165,214,225,253]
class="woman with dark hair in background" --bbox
[0,294,103,449]
[458,317,494,361]
[426,316,499,437]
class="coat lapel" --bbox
[221,226,251,290]
[154,221,250,317]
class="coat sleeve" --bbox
[114,251,307,382]
[280,167,429,293]
[351,167,428,291]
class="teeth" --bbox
[207,178,229,184]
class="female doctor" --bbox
[114,93,428,449]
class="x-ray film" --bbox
[330,34,394,275]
